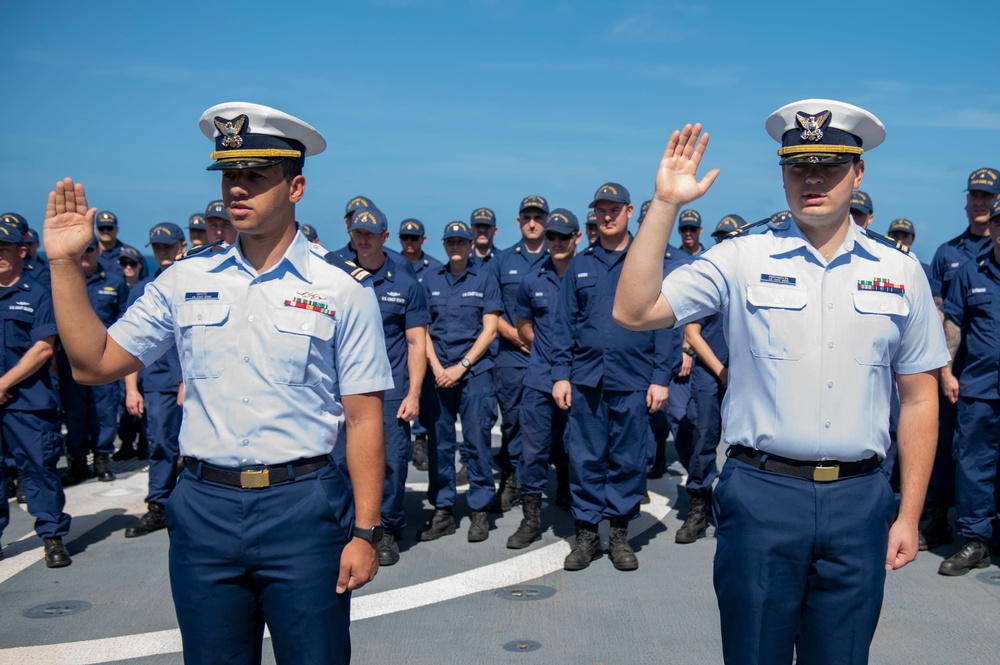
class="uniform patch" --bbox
[858,277,905,294]
[761,273,796,286]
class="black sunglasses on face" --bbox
[545,232,574,241]
[120,260,138,268]
[399,234,421,241]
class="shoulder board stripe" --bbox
[323,252,373,283]
[177,239,225,260]
[864,228,910,254]
[724,217,772,239]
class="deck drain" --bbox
[503,640,542,653]
[495,585,556,601]
[975,571,1000,586]
[24,600,92,619]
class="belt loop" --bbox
[194,459,203,480]
[287,463,296,482]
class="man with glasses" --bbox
[507,209,580,548]
[2,214,50,286]
[204,200,237,246]
[487,196,550,514]
[677,209,705,256]
[94,211,137,278]
[551,183,672,572]
[187,213,207,247]
[470,207,499,267]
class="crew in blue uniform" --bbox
[121,223,187,538]
[59,236,128,485]
[187,213,207,247]
[43,102,392,663]
[506,209,580,549]
[924,167,999,550]
[203,199,237,246]
[335,197,415,278]
[113,245,150,461]
[849,189,874,228]
[469,207,499,267]
[617,102,949,665]
[487,195,550,513]
[584,210,598,246]
[0,224,70,568]
[343,207,429,566]
[673,215,740,544]
[551,182,672,572]
[94,210,137,278]
[937,199,1000,575]
[299,222,320,244]
[397,217,443,472]
[417,221,501,543]
[2,214,50,286]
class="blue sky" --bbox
[3,1,999,260]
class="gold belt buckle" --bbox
[240,468,271,489]
[813,465,840,482]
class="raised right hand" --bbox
[43,178,96,263]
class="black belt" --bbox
[728,445,880,483]
[183,455,330,489]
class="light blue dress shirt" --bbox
[109,232,393,467]
[661,220,949,462]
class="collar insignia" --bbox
[795,110,831,142]
[214,115,247,150]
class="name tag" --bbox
[760,273,796,286]
[185,292,220,300]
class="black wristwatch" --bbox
[460,357,473,369]
[682,346,696,357]
[352,525,385,544]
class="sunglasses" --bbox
[545,232,574,241]
[399,234,421,241]
[120,260,139,268]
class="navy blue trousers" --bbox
[167,461,352,664]
[517,386,567,497]
[666,373,694,466]
[494,365,526,470]
[953,397,1000,542]
[61,376,120,457]
[145,391,182,506]
[713,457,893,665]
[566,384,649,524]
[382,398,410,535]
[0,409,71,539]
[927,391,957,506]
[425,372,496,511]
[685,387,724,496]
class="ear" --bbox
[853,159,865,189]
[289,175,306,203]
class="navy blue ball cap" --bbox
[713,214,746,236]
[95,210,118,228]
[770,210,794,226]
[299,223,319,241]
[887,218,916,235]
[585,210,597,226]
[200,102,326,171]
[850,190,873,215]
[588,182,630,208]
[0,212,28,233]
[188,214,206,229]
[119,246,143,264]
[205,200,227,219]
[470,208,496,226]
[443,221,473,240]
[966,168,1000,194]
[23,228,39,244]
[86,236,99,251]
[767,99,885,165]
[399,218,425,235]
[519,195,549,214]
[349,207,388,234]
[0,222,24,245]
[346,196,374,216]
[636,200,652,225]
[545,209,579,234]
[678,209,701,229]
[148,222,186,245]
[990,198,1000,220]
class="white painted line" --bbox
[0,490,673,664]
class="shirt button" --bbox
[196,314,203,321]
[827,341,834,348]
[827,303,834,309]
[301,323,309,331]
[824,421,831,429]
[243,356,250,363]
[242,397,249,405]
[248,315,255,322]
[827,381,833,388]
[773,298,781,304]
[241,439,249,446]
[880,305,887,312]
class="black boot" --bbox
[920,504,953,550]
[94,453,116,482]
[377,532,400,566]
[136,436,149,461]
[507,496,542,549]
[487,469,519,513]
[125,503,166,538]
[412,435,429,471]
[554,465,571,512]
[455,463,468,487]
[112,440,137,461]
[564,521,602,571]
[468,510,489,542]
[938,539,990,576]
[647,439,667,478]
[15,477,26,505]
[675,493,709,544]
[62,457,91,486]
[609,519,639,571]
[417,508,456,541]
[43,537,72,568]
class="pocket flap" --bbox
[852,291,909,316]
[746,283,807,310]
[176,301,230,327]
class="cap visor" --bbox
[779,153,855,166]
[206,158,285,171]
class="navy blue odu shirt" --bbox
[941,250,1000,400]
[0,274,58,411]
[369,255,430,401]
[422,262,502,376]
[127,272,182,393]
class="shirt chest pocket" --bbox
[269,307,337,386]
[745,283,808,360]
[176,302,231,379]
[530,295,551,315]
[1,308,34,349]
[576,276,598,308]
[378,301,407,335]
[967,293,997,332]
[852,292,907,366]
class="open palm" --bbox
[654,123,720,206]
[43,178,96,262]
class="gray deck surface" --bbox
[1,432,998,665]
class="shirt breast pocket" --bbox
[852,292,907,366]
[576,277,597,308]
[530,295,551,315]
[269,307,336,386]
[176,302,231,379]
[745,283,808,360]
